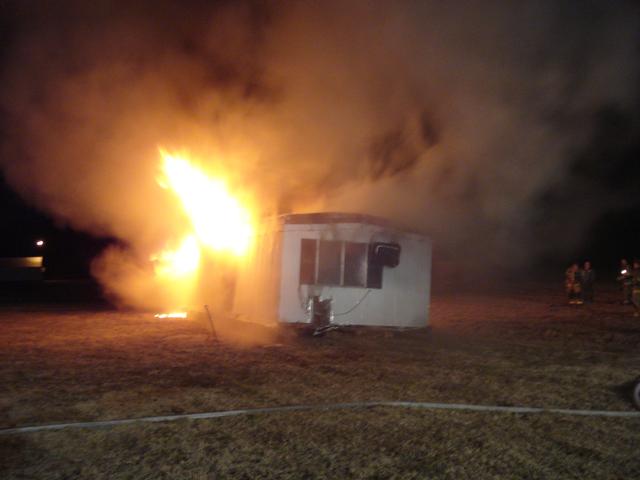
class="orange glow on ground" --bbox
[154,312,188,319]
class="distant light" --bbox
[35,240,44,247]
[621,269,628,275]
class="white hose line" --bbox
[1,401,639,436]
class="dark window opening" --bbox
[299,239,317,284]
[367,244,384,289]
[318,240,341,285]
[344,242,367,287]
[299,239,385,289]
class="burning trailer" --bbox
[233,212,431,329]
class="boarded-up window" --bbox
[299,239,317,284]
[318,240,342,285]
[343,242,367,287]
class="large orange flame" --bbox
[151,148,254,285]
[150,234,200,278]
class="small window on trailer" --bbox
[318,240,342,285]
[299,239,377,288]
[299,239,316,285]
[344,242,367,287]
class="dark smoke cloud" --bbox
[0,0,639,299]
[314,1,640,269]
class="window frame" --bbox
[299,239,374,288]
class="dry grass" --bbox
[1,285,639,478]
[3,410,639,479]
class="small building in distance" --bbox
[233,212,431,328]
[0,256,44,282]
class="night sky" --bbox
[0,1,638,282]
[0,175,112,278]
[532,104,640,274]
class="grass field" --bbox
[1,285,639,478]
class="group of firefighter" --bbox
[565,259,640,316]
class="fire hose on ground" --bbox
[1,400,639,436]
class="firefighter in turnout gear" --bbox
[565,263,582,305]
[617,259,633,304]
[580,261,595,303]
[631,260,640,317]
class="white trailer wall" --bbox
[277,222,431,327]
[233,219,282,326]
[233,215,431,328]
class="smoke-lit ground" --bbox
[1,285,638,478]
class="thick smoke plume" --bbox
[1,0,639,307]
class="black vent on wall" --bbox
[370,242,401,268]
